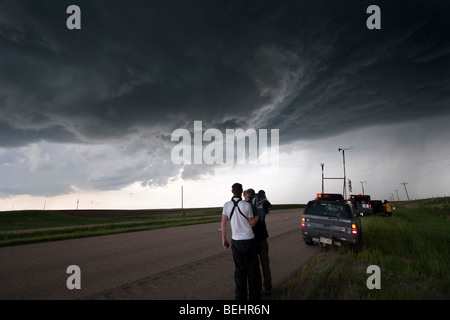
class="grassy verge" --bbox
[277,198,450,299]
[0,209,222,247]
[0,204,303,247]
[0,216,222,247]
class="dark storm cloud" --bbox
[0,120,78,147]
[1,0,449,145]
[256,1,450,143]
[0,0,449,196]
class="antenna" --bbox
[338,146,353,199]
[321,163,325,193]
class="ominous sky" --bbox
[1,0,449,210]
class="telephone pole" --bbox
[181,185,185,216]
[360,181,366,195]
[394,189,400,201]
[401,182,410,201]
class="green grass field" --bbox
[0,208,220,246]
[0,204,302,247]
[277,197,450,300]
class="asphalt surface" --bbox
[0,209,319,300]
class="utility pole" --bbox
[401,182,410,201]
[394,190,400,201]
[321,163,325,194]
[338,147,352,199]
[181,185,185,216]
[360,181,366,195]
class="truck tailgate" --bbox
[304,216,353,239]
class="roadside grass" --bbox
[0,210,108,232]
[277,198,450,300]
[0,216,222,247]
[0,209,222,246]
[0,204,302,247]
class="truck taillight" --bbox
[351,224,358,235]
[301,217,306,228]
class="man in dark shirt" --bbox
[245,189,272,295]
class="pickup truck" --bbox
[349,194,374,216]
[301,194,362,251]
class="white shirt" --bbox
[222,196,254,241]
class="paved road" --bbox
[0,209,319,300]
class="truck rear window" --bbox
[304,201,353,219]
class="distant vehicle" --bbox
[301,193,362,252]
[348,194,374,216]
[370,200,384,215]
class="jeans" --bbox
[231,239,262,300]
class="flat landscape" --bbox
[0,199,448,300]
[0,208,317,300]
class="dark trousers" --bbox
[231,239,262,300]
[256,239,272,291]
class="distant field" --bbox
[277,197,450,300]
[0,204,303,246]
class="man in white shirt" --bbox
[221,183,261,300]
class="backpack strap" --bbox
[229,198,249,222]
